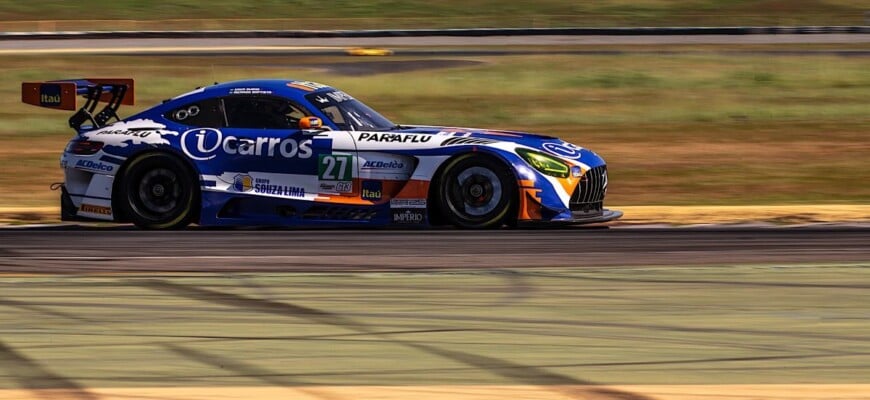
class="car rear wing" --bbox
[21,78,135,131]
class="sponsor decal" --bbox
[358,132,432,143]
[81,119,179,148]
[257,183,304,197]
[361,159,405,170]
[79,203,112,216]
[287,80,329,91]
[319,181,353,194]
[93,129,162,139]
[318,154,352,181]
[229,174,304,197]
[232,174,254,192]
[390,198,427,208]
[542,142,583,160]
[181,128,313,161]
[229,87,273,95]
[392,208,425,224]
[39,84,62,107]
[361,180,383,201]
[75,159,114,173]
[325,91,354,102]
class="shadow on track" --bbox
[140,279,655,400]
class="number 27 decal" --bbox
[318,154,352,180]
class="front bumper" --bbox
[569,208,623,224]
[517,208,622,227]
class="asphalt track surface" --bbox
[1,227,868,273]
[1,34,869,54]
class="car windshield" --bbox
[305,90,394,131]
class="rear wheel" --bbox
[437,154,516,229]
[119,153,197,229]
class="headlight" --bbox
[516,148,569,178]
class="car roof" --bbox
[172,79,337,104]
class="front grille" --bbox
[570,165,607,212]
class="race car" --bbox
[21,78,621,229]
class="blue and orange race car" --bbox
[22,78,621,229]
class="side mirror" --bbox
[299,116,323,130]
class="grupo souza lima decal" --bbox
[181,128,313,161]
[28,78,621,229]
[232,174,305,197]
[81,119,179,148]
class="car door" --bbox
[218,95,356,201]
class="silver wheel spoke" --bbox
[455,166,502,217]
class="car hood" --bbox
[393,125,605,167]
[396,125,556,143]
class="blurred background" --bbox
[0,0,868,210]
[1,4,869,400]
[1,0,868,30]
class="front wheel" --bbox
[119,153,198,229]
[437,154,516,229]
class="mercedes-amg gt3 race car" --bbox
[22,78,621,229]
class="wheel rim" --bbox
[447,166,503,218]
[133,168,181,216]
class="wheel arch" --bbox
[426,148,519,227]
[111,148,202,223]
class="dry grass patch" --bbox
[0,50,867,208]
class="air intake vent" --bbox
[570,165,607,212]
[303,206,377,220]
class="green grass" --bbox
[0,49,868,207]
[1,264,868,388]
[0,0,867,29]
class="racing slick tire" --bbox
[119,152,198,230]
[437,153,516,229]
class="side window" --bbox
[166,98,225,128]
[320,105,346,129]
[223,96,310,129]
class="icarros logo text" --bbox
[181,128,313,161]
[541,142,583,160]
